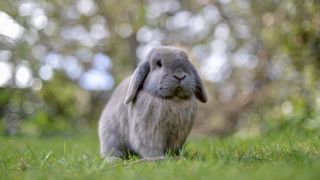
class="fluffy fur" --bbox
[98,46,207,159]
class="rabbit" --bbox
[98,46,207,160]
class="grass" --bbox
[1,128,320,180]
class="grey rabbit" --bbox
[98,46,207,160]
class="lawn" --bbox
[1,128,320,180]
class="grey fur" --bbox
[98,46,207,159]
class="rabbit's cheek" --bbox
[158,87,176,98]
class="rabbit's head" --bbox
[125,46,207,104]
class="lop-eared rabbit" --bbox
[99,46,207,160]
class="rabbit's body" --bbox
[99,77,132,157]
[99,47,207,159]
[129,89,197,157]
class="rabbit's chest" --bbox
[129,92,197,149]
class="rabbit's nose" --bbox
[173,72,186,81]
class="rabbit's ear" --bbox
[124,61,150,104]
[191,66,207,103]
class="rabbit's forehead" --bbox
[151,49,188,62]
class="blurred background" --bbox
[0,0,320,138]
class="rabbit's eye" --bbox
[156,60,162,67]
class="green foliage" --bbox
[0,0,320,135]
[0,128,320,179]
[0,73,92,136]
